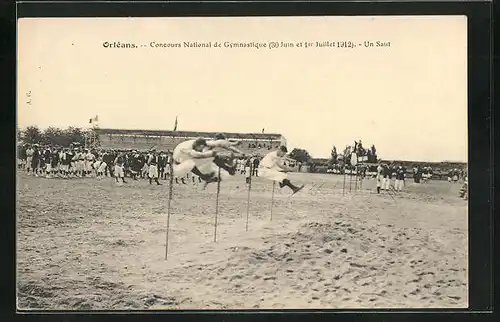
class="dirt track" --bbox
[16,172,467,310]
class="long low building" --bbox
[95,128,285,156]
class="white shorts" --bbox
[376,176,382,187]
[259,166,287,182]
[45,164,52,172]
[78,160,85,171]
[97,162,107,173]
[60,164,69,171]
[85,160,94,172]
[26,157,33,169]
[148,164,159,178]
[382,177,391,190]
[114,165,125,178]
[395,179,404,190]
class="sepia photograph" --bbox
[16,16,468,310]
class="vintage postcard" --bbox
[16,16,468,310]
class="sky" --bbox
[17,16,467,162]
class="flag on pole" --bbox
[89,115,98,124]
[173,116,178,131]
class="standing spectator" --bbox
[102,150,115,177]
[42,146,51,178]
[25,145,34,175]
[245,158,252,184]
[158,151,167,180]
[85,149,96,177]
[114,152,127,184]
[252,157,260,177]
[17,144,26,169]
[31,144,41,177]
[147,149,162,185]
[66,148,75,177]
[415,166,421,183]
[382,163,391,191]
[49,147,60,178]
[376,162,383,193]
[395,166,405,191]
[60,148,71,178]
[130,151,142,180]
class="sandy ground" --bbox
[16,171,468,310]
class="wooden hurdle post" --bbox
[165,162,175,260]
[354,165,358,191]
[359,166,363,190]
[342,163,346,196]
[246,164,252,231]
[214,167,222,242]
[270,181,276,221]
[349,166,353,192]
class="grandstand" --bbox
[95,128,285,156]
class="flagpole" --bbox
[173,116,178,132]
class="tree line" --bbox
[17,126,98,147]
[287,144,379,166]
[17,126,379,167]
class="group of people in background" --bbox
[17,140,465,198]
[375,162,407,193]
[234,156,261,184]
[16,142,264,187]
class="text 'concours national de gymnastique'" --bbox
[102,40,392,50]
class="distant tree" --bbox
[17,128,23,141]
[22,126,43,144]
[288,148,312,164]
[43,126,71,147]
[343,146,352,165]
[64,126,86,145]
[363,144,377,163]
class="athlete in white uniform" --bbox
[85,150,95,176]
[172,134,241,185]
[259,146,304,194]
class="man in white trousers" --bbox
[382,163,391,191]
[172,134,241,187]
[85,149,95,177]
[258,146,304,194]
[394,166,405,191]
[114,152,127,184]
[376,162,383,194]
[147,149,162,185]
